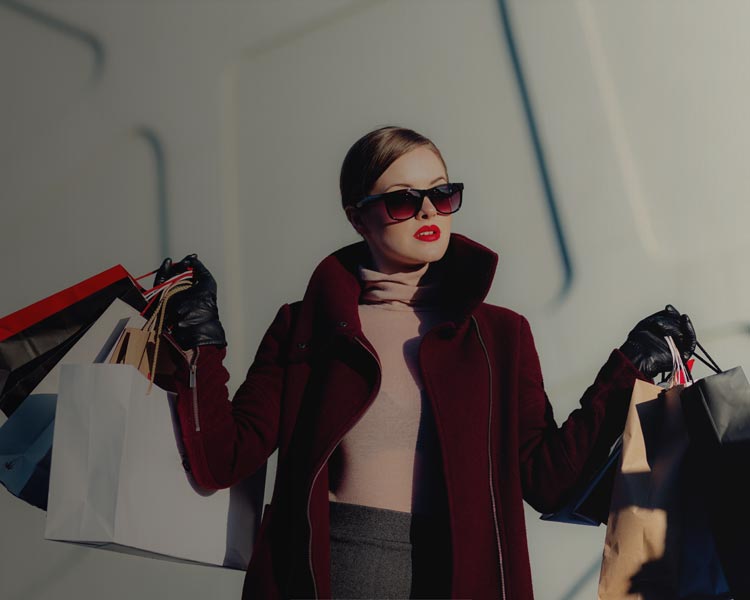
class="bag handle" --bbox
[659,317,722,381]
[691,339,722,374]
[144,279,192,392]
[131,267,191,290]
[118,274,191,393]
[661,303,722,374]
[139,269,194,316]
[142,279,190,333]
[665,335,692,386]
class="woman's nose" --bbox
[418,196,437,218]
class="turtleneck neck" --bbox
[357,262,443,311]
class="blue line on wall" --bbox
[496,0,574,302]
[0,0,105,80]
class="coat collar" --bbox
[291,233,498,351]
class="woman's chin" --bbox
[415,238,449,259]
[400,244,449,265]
[373,237,450,271]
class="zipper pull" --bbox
[189,348,199,388]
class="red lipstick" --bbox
[414,225,441,242]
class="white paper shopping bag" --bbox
[45,363,263,569]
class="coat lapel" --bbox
[289,233,500,474]
[418,317,495,496]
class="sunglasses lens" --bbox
[386,192,421,220]
[379,184,462,220]
[431,186,462,214]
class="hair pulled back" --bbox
[339,126,447,211]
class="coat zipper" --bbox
[306,335,382,600]
[162,334,202,433]
[471,315,507,600]
[189,346,200,432]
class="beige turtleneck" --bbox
[327,262,451,516]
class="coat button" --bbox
[337,320,348,328]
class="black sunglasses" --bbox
[354,182,464,222]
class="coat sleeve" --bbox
[167,303,293,490]
[516,315,646,513]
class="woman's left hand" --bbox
[619,304,696,378]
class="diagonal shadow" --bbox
[495,0,575,304]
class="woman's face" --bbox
[345,146,452,274]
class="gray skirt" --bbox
[328,500,452,599]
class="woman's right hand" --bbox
[154,254,227,350]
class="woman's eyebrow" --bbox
[384,176,447,192]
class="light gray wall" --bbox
[2,1,748,598]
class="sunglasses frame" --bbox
[354,182,464,222]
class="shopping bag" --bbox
[599,338,732,599]
[0,265,146,417]
[677,444,731,598]
[0,299,141,508]
[598,379,688,599]
[0,393,55,509]
[45,363,262,569]
[541,437,622,526]
[542,355,698,527]
[681,364,750,595]
[106,276,190,390]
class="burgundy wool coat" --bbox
[165,232,645,599]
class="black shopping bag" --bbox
[0,266,145,416]
[681,359,750,596]
[677,443,731,598]
[540,436,621,526]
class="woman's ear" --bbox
[345,206,368,236]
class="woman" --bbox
[156,126,696,599]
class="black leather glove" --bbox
[153,254,227,350]
[619,304,696,379]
